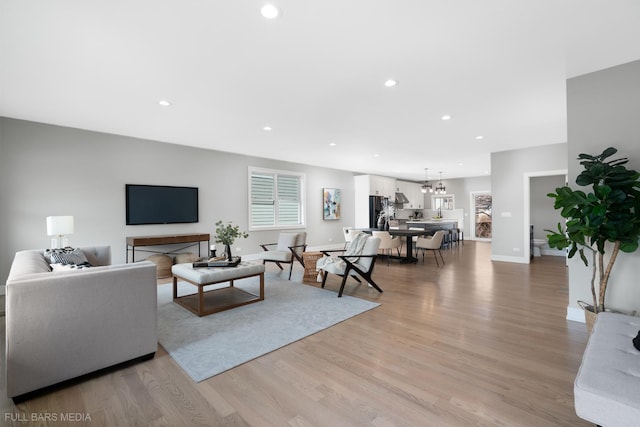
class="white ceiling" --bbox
[1,1,639,182]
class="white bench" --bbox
[574,312,640,426]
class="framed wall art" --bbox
[323,188,341,220]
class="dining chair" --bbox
[415,230,446,267]
[409,227,424,257]
[372,231,402,264]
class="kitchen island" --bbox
[406,220,458,229]
[406,220,460,246]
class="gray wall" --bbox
[566,60,640,315]
[490,143,568,262]
[434,175,492,239]
[531,175,565,240]
[0,118,356,285]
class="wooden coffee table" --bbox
[171,261,265,317]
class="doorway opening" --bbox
[470,191,492,241]
[523,169,567,262]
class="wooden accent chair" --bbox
[258,232,307,279]
[319,236,382,297]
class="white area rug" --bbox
[157,273,380,382]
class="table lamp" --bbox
[46,216,74,249]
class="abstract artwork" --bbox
[323,188,341,220]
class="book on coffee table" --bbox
[192,257,241,268]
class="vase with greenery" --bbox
[546,147,640,325]
[214,220,249,260]
[377,202,395,230]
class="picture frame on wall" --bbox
[323,188,341,220]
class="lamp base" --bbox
[50,236,69,249]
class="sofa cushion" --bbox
[574,312,640,426]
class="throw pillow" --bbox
[44,248,91,266]
[633,330,640,352]
[50,263,91,271]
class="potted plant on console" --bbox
[546,147,640,331]
[214,220,249,261]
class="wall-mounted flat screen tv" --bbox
[126,184,199,225]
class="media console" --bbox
[126,233,210,263]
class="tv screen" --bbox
[126,184,199,225]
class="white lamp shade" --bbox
[46,216,74,236]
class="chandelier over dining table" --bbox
[435,171,446,194]
[421,168,433,193]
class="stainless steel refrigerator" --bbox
[369,195,384,228]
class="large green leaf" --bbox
[601,147,618,159]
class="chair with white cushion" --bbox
[372,230,402,264]
[258,232,307,279]
[409,227,424,257]
[415,230,446,267]
[318,235,382,297]
[342,227,353,249]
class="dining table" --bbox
[355,228,433,263]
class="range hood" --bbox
[395,192,410,204]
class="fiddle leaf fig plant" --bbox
[546,147,640,313]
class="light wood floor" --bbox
[1,242,591,426]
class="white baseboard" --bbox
[242,243,344,262]
[541,248,566,257]
[490,254,529,264]
[306,243,344,252]
[242,253,262,261]
[566,305,585,323]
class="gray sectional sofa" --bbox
[5,246,158,400]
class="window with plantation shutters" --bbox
[249,167,305,229]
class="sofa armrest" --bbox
[6,261,157,398]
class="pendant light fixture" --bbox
[435,171,446,194]
[421,168,433,193]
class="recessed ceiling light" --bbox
[263,126,272,131]
[476,135,484,140]
[261,4,279,19]
[329,142,336,146]
[158,100,172,107]
[441,115,451,120]
[373,153,380,158]
[457,163,464,166]
[384,79,397,87]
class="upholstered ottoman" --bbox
[171,261,265,316]
[574,312,640,426]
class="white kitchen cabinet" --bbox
[365,175,396,198]
[396,181,424,209]
[410,183,425,209]
[354,175,397,228]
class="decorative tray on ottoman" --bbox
[192,256,241,268]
